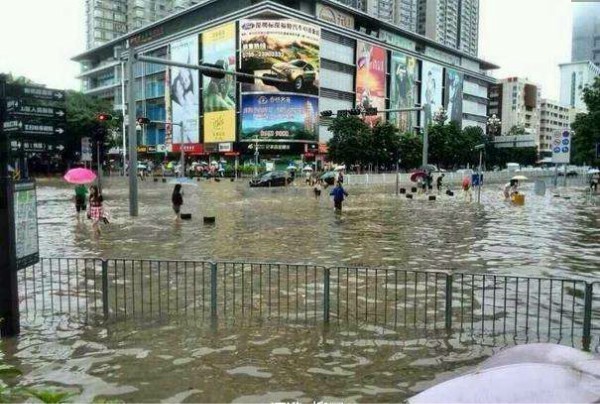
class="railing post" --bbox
[583,282,593,352]
[323,267,330,323]
[210,262,218,325]
[445,274,453,331]
[101,259,109,321]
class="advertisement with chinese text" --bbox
[420,61,443,128]
[202,23,236,143]
[390,51,417,132]
[241,94,318,142]
[356,41,386,124]
[444,68,463,124]
[240,19,320,95]
[170,35,199,147]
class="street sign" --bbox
[552,130,571,164]
[5,84,65,101]
[3,119,65,136]
[13,181,39,270]
[6,100,66,120]
[11,140,48,153]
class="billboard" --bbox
[552,130,571,164]
[390,52,417,132]
[240,19,320,95]
[356,41,386,124]
[170,35,199,146]
[202,23,236,143]
[241,93,318,142]
[421,61,443,128]
[444,68,463,124]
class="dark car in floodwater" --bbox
[249,171,293,187]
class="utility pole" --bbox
[179,121,185,177]
[0,74,20,337]
[127,48,138,216]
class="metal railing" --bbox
[16,258,599,349]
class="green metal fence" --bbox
[16,258,598,350]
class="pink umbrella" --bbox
[63,168,97,184]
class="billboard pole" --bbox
[179,121,185,177]
[127,48,139,216]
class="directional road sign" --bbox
[3,119,65,136]
[5,84,65,101]
[6,100,66,120]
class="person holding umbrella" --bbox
[63,167,97,221]
[74,184,88,220]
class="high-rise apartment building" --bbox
[85,0,199,49]
[572,1,600,64]
[417,0,479,56]
[559,61,600,112]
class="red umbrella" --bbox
[63,168,97,184]
[410,171,427,183]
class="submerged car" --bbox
[249,171,293,187]
[271,59,316,91]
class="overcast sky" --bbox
[0,0,573,100]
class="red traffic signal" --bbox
[97,113,113,121]
[137,117,151,125]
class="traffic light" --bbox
[348,108,362,116]
[136,117,151,125]
[92,125,107,142]
[365,107,378,116]
[337,110,348,118]
[320,110,333,118]
[200,63,226,79]
[97,113,112,121]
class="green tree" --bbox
[398,132,422,169]
[370,121,401,168]
[572,76,600,166]
[326,116,371,166]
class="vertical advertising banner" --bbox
[164,65,173,149]
[390,52,417,132]
[356,41,386,125]
[170,35,199,147]
[420,61,443,128]
[444,68,463,124]
[239,19,320,147]
[202,23,236,143]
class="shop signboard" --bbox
[356,41,386,125]
[202,23,236,143]
[316,4,354,29]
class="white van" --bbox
[506,163,520,172]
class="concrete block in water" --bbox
[203,216,216,224]
[429,195,436,201]
[180,213,192,220]
[406,194,413,199]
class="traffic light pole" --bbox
[96,141,103,193]
[127,49,138,216]
[0,75,20,337]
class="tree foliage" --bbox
[572,76,600,166]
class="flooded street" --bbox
[1,177,599,402]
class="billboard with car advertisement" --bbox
[356,41,386,124]
[444,68,463,124]
[202,23,236,143]
[390,51,418,132]
[239,19,320,95]
[241,93,318,142]
[169,35,200,147]
[420,61,443,128]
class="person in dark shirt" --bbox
[172,184,183,221]
[436,174,445,192]
[330,182,349,212]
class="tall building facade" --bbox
[488,77,541,149]
[85,0,200,49]
[416,0,479,56]
[572,1,600,64]
[559,61,600,112]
